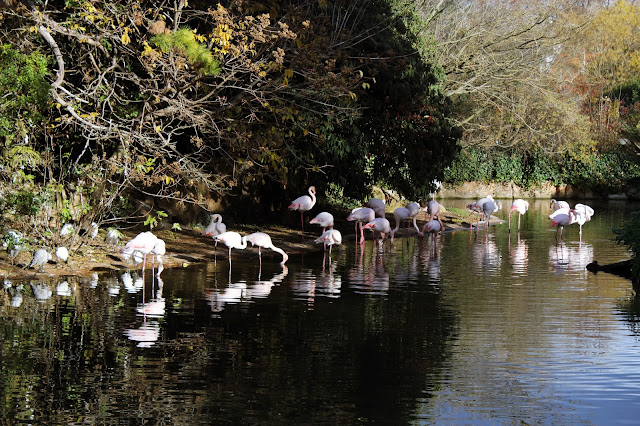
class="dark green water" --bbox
[2,199,640,424]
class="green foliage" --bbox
[151,28,221,76]
[614,211,640,282]
[144,211,168,229]
[444,147,640,193]
[0,44,50,141]
[2,190,46,216]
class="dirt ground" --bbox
[0,209,481,280]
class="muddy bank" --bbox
[0,207,486,280]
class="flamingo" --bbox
[406,202,421,233]
[467,196,494,229]
[391,207,411,242]
[309,212,334,234]
[121,231,164,273]
[203,214,227,249]
[347,207,375,244]
[549,208,575,241]
[366,198,386,218]
[421,200,444,236]
[550,199,570,212]
[362,217,392,246]
[482,199,502,227]
[509,199,529,232]
[289,186,317,239]
[314,229,342,256]
[572,203,594,240]
[213,231,247,264]
[243,232,289,265]
[203,214,227,238]
[423,219,442,240]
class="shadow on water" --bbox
[3,199,640,423]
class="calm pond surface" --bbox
[2,199,640,424]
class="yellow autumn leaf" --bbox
[121,32,131,45]
[155,125,161,133]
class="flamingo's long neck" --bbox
[309,187,316,205]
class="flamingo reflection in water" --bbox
[508,232,529,277]
[549,241,593,277]
[205,266,289,313]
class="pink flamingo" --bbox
[213,231,247,264]
[347,207,375,244]
[572,203,594,240]
[121,231,163,273]
[243,232,288,266]
[390,207,411,243]
[406,202,421,233]
[202,214,227,250]
[289,186,316,239]
[421,200,443,236]
[363,217,392,247]
[550,199,570,212]
[467,196,493,229]
[314,229,342,256]
[509,199,529,232]
[366,198,386,218]
[423,219,442,241]
[309,212,334,234]
[549,208,575,241]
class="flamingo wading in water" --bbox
[509,199,529,232]
[314,229,342,256]
[289,186,316,239]
[549,208,575,241]
[309,212,334,234]
[121,232,164,273]
[213,231,247,265]
[347,207,375,245]
[244,232,289,266]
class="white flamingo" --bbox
[509,199,529,232]
[347,207,375,244]
[289,186,317,239]
[309,212,334,234]
[244,232,288,266]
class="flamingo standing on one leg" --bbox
[509,199,529,232]
[309,212,334,235]
[572,203,594,241]
[289,186,317,240]
[213,231,248,266]
[243,232,289,266]
[314,229,342,257]
[121,231,160,273]
[347,207,375,244]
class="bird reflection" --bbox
[205,266,289,313]
[508,232,529,277]
[3,282,24,307]
[347,245,390,294]
[56,280,74,297]
[469,232,502,276]
[417,234,442,284]
[124,321,160,348]
[549,241,593,276]
[31,282,52,302]
[137,277,165,318]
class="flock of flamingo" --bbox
[115,186,595,278]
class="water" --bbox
[2,199,640,424]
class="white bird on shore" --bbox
[56,247,69,264]
[29,248,52,273]
[289,186,317,239]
